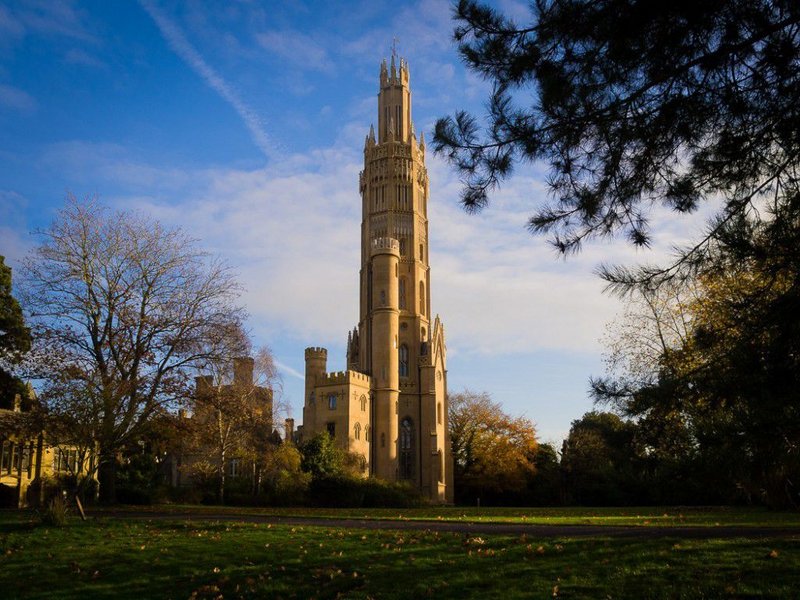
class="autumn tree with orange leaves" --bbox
[448,390,538,504]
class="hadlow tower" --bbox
[299,54,452,503]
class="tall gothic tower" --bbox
[302,55,452,503]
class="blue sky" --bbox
[0,0,704,444]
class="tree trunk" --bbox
[97,452,116,504]
[218,448,225,504]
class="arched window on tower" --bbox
[354,422,361,440]
[399,277,407,310]
[419,243,424,261]
[360,395,367,412]
[399,238,407,256]
[399,417,414,479]
[419,281,425,315]
[399,344,409,378]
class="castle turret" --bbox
[233,356,254,386]
[369,237,400,480]
[304,347,327,400]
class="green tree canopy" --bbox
[594,200,800,507]
[0,256,31,408]
[561,411,643,505]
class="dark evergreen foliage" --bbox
[0,256,31,409]
[593,196,800,507]
[434,0,800,263]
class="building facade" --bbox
[301,55,453,503]
[0,392,95,508]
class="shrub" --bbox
[30,474,98,507]
[309,475,422,508]
[116,485,154,505]
[166,485,203,504]
[41,495,68,527]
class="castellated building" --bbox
[300,55,453,503]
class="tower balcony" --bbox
[371,237,400,257]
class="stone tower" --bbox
[301,54,452,503]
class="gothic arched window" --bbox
[419,281,425,315]
[399,417,414,479]
[354,422,361,440]
[360,395,367,412]
[399,277,407,310]
[399,344,409,378]
[328,394,337,410]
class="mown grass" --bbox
[101,504,800,528]
[0,511,798,599]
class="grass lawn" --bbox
[101,504,800,528]
[0,510,799,599]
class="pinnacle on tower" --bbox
[380,59,388,85]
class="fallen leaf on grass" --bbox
[768,550,779,559]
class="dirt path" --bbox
[96,510,800,539]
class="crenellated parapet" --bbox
[305,347,328,359]
[316,370,372,386]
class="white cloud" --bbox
[256,30,334,72]
[0,5,24,40]
[10,0,97,43]
[40,135,659,361]
[0,84,36,113]
[275,360,304,381]
[63,48,105,69]
[139,0,277,161]
[0,190,33,268]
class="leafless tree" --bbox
[21,195,245,502]
[189,336,284,502]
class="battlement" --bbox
[317,370,372,386]
[371,237,400,256]
[305,347,328,359]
